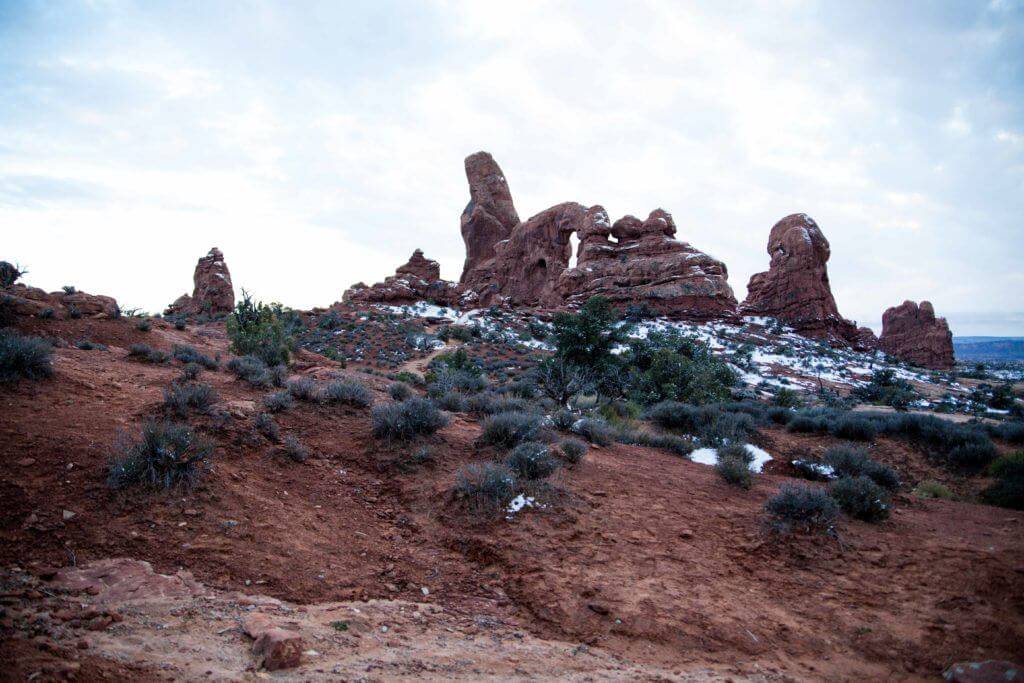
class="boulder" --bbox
[243,613,303,671]
[852,326,879,352]
[879,300,955,370]
[741,213,859,343]
[0,283,119,319]
[165,247,234,316]
[343,249,465,307]
[557,207,737,319]
[0,261,23,288]
[459,152,520,285]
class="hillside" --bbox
[1,300,1023,681]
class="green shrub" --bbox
[434,391,467,412]
[227,355,270,386]
[505,442,560,480]
[128,343,168,364]
[988,421,1024,445]
[715,444,754,489]
[830,415,877,441]
[172,344,218,370]
[162,382,217,417]
[622,330,736,405]
[866,412,996,471]
[822,445,899,491]
[572,417,615,446]
[614,428,694,457]
[263,390,293,413]
[829,476,890,522]
[559,438,588,464]
[645,401,758,446]
[75,339,108,351]
[255,412,280,441]
[107,420,213,491]
[912,480,953,499]
[280,435,309,462]
[0,330,53,382]
[322,378,372,407]
[372,397,449,440]
[179,363,202,382]
[287,376,322,401]
[389,382,412,400]
[764,484,839,535]
[551,408,576,431]
[479,411,543,449]
[135,318,152,332]
[453,462,517,512]
[981,452,1024,510]
[226,290,293,366]
[767,406,792,425]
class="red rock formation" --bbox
[1,283,119,319]
[343,249,465,306]
[459,152,520,285]
[165,248,234,316]
[741,213,859,342]
[853,326,879,352]
[556,207,737,319]
[879,300,954,370]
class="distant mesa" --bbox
[879,300,955,370]
[165,247,235,316]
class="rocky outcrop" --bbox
[460,152,520,285]
[741,213,860,342]
[853,326,879,352]
[343,249,465,306]
[1,283,119,319]
[556,207,737,319]
[165,248,234,316]
[879,300,955,370]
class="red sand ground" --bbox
[1,317,1022,681]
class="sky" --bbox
[1,1,1022,336]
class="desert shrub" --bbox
[786,411,831,434]
[981,452,1024,510]
[559,438,588,464]
[853,369,918,410]
[772,388,802,408]
[75,339,107,351]
[0,330,53,382]
[434,391,467,412]
[173,318,187,331]
[227,355,270,386]
[764,483,839,535]
[505,442,560,480]
[287,376,323,402]
[393,371,423,386]
[865,412,996,471]
[128,343,168,364]
[280,435,309,462]
[263,390,293,413]
[479,411,543,449]
[135,317,152,332]
[912,480,954,500]
[39,307,55,319]
[987,421,1024,445]
[0,261,24,288]
[645,401,757,446]
[107,420,213,491]
[255,412,280,441]
[179,363,202,382]
[172,344,218,370]
[428,366,486,397]
[572,417,615,446]
[622,330,737,406]
[162,382,217,417]
[830,414,878,441]
[389,382,412,401]
[322,378,372,407]
[767,406,792,425]
[372,397,448,440]
[829,476,890,523]
[613,427,694,457]
[226,290,293,366]
[267,364,288,387]
[534,357,597,405]
[715,444,754,489]
[551,408,576,431]
[823,445,899,491]
[453,462,516,512]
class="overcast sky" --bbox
[2,1,1022,335]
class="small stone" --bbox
[62,510,76,521]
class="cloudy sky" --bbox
[2,1,1022,335]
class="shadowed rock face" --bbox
[166,248,234,316]
[343,249,464,306]
[459,152,520,285]
[741,213,859,342]
[879,300,955,370]
[556,207,737,319]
